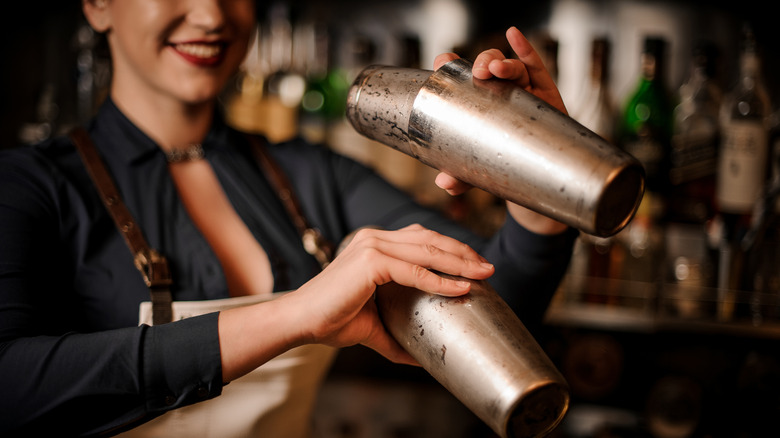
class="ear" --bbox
[82,0,111,33]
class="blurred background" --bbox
[4,1,779,437]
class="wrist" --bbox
[506,202,569,235]
[217,295,305,382]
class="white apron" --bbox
[119,293,338,438]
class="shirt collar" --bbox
[90,97,231,165]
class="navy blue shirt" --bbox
[0,99,577,435]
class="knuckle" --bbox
[353,227,375,241]
[478,48,503,59]
[360,246,382,264]
[419,227,439,240]
[404,223,424,231]
[422,243,441,257]
[411,263,429,282]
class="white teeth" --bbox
[175,43,221,58]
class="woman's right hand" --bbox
[291,224,494,360]
[218,224,494,381]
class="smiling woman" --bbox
[0,0,578,436]
[81,0,256,143]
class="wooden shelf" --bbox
[546,275,780,340]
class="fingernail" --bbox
[481,262,494,270]
[456,280,471,289]
[473,66,489,76]
[473,60,490,73]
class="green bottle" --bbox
[615,36,673,290]
[619,37,674,200]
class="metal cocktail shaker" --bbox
[346,58,645,237]
[375,276,569,438]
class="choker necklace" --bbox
[165,144,205,163]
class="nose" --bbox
[187,0,226,33]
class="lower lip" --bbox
[171,46,225,67]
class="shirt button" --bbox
[197,386,209,398]
[164,395,176,406]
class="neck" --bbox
[110,86,216,152]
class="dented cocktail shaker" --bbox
[346,58,645,237]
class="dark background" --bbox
[3,0,777,150]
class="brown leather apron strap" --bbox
[68,127,334,325]
[69,127,173,325]
[246,135,335,269]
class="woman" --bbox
[0,0,576,435]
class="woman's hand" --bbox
[294,225,494,361]
[218,225,494,381]
[434,26,567,116]
[433,26,569,235]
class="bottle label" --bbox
[670,117,718,184]
[716,120,768,212]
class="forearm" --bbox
[217,294,307,383]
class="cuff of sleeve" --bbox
[142,312,224,412]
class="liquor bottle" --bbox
[616,36,673,295]
[569,37,623,305]
[736,108,780,325]
[261,2,305,142]
[619,36,674,200]
[712,26,771,320]
[298,20,333,143]
[571,37,617,143]
[223,23,266,134]
[668,42,722,224]
[322,32,376,163]
[299,23,351,136]
[716,27,771,216]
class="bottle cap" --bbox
[643,36,667,56]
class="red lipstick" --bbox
[170,42,226,67]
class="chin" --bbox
[177,84,224,105]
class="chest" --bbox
[64,154,320,329]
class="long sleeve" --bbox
[0,148,224,436]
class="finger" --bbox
[379,240,494,281]
[487,59,531,85]
[372,341,422,367]
[338,300,421,366]
[360,313,420,366]
[366,336,419,366]
[505,26,555,89]
[434,172,472,196]
[374,226,490,266]
[350,226,486,264]
[367,252,483,297]
[434,52,460,70]
[472,48,506,80]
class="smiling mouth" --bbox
[174,42,223,59]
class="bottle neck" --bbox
[641,52,661,83]
[740,51,761,83]
[590,40,609,85]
